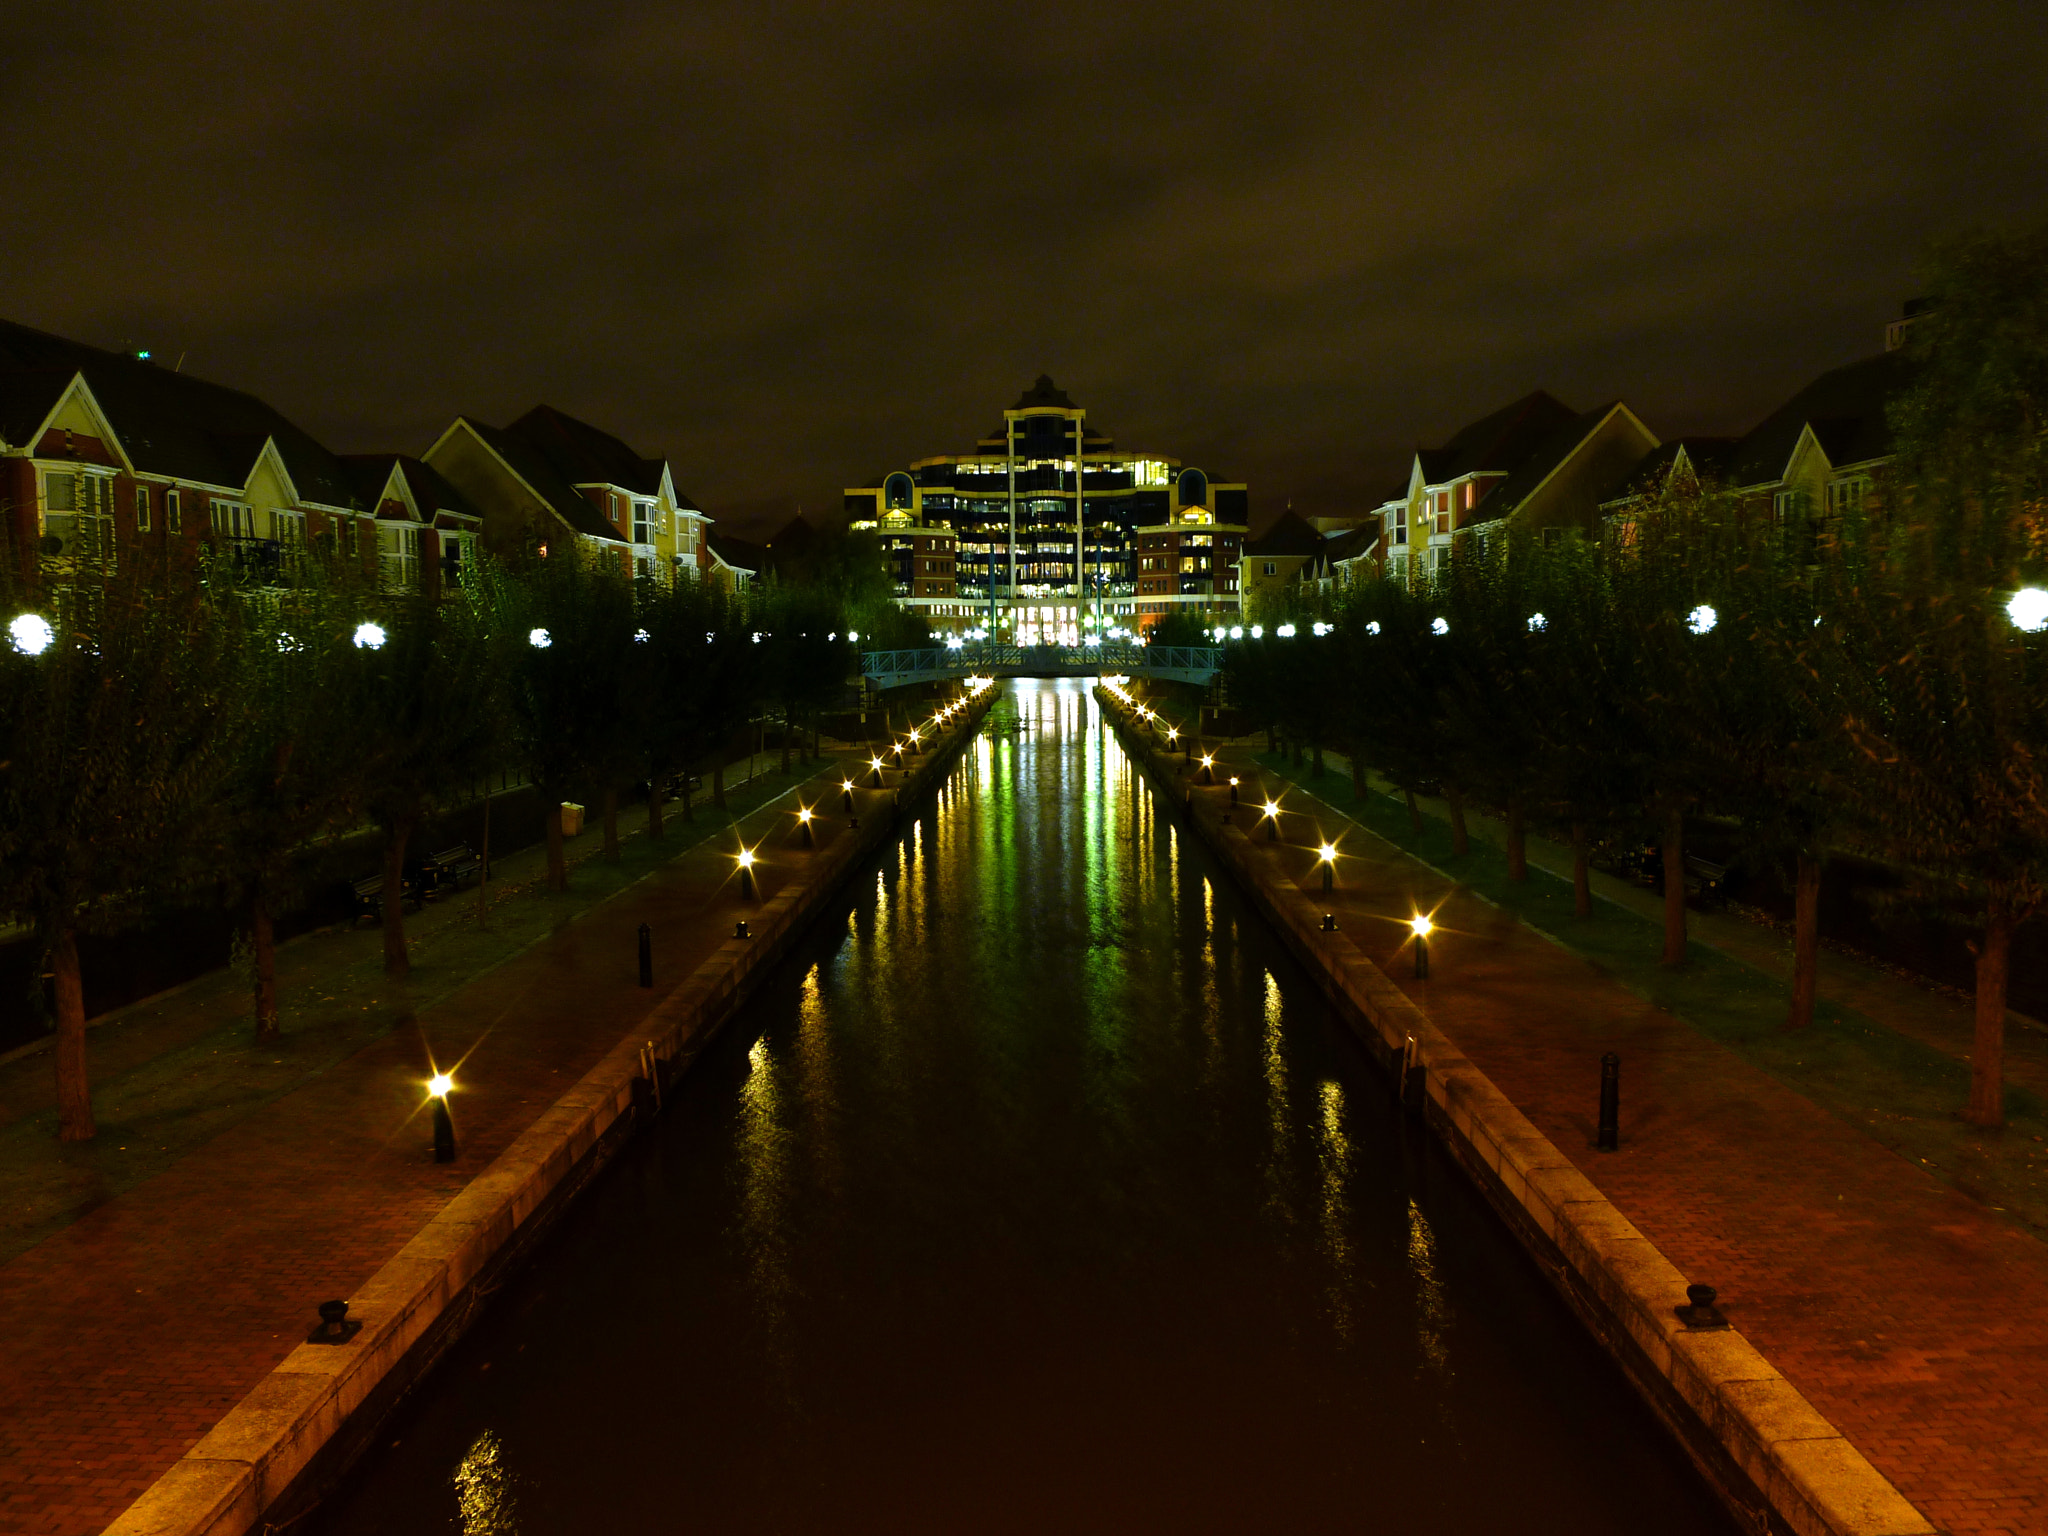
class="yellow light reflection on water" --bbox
[453,1427,518,1535]
[1318,1079,1355,1339]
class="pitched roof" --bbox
[1321,525,1381,566]
[1466,402,1644,525]
[1416,390,1582,487]
[1727,352,1912,488]
[706,531,764,574]
[506,404,666,495]
[339,454,484,525]
[1244,509,1327,558]
[0,317,364,508]
[453,416,618,540]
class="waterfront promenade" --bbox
[1128,701,2048,1536]
[0,714,977,1536]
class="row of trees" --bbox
[0,552,861,1141]
[1226,223,2048,1128]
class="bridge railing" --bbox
[858,642,1224,688]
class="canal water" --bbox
[315,679,1732,1535]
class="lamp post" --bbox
[841,779,855,814]
[1317,842,1337,894]
[797,806,815,848]
[869,754,886,788]
[737,847,757,900]
[1199,753,1215,785]
[1409,913,1432,979]
[428,1073,456,1162]
[1229,776,1240,807]
[1262,800,1281,843]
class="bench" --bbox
[349,873,423,924]
[420,844,484,898]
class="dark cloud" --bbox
[4,0,2045,533]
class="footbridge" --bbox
[859,642,1223,691]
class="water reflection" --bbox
[452,1429,517,1536]
[317,678,1734,1536]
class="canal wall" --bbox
[104,691,999,1536]
[1098,689,1931,1536]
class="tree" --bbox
[487,551,633,890]
[348,586,504,973]
[215,586,372,1039]
[0,559,248,1139]
[1836,222,2048,1125]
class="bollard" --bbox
[1597,1052,1620,1150]
[734,919,751,940]
[306,1299,361,1345]
[1320,912,1337,932]
[432,1096,456,1163]
[637,923,653,988]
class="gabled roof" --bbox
[1466,401,1650,525]
[1322,525,1381,566]
[339,454,484,526]
[1727,352,1913,488]
[506,404,667,496]
[1603,437,1740,506]
[1244,509,1327,558]
[706,531,764,575]
[0,318,363,508]
[1415,390,1582,487]
[449,416,618,540]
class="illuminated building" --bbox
[845,376,1247,639]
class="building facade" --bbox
[845,376,1247,639]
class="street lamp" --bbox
[1262,799,1281,842]
[1317,842,1338,893]
[1229,776,1240,807]
[528,626,552,648]
[2010,587,2048,632]
[841,778,856,813]
[797,805,815,847]
[427,1072,456,1162]
[1686,604,1718,636]
[1199,753,1215,785]
[736,847,757,900]
[869,753,886,787]
[8,613,53,656]
[1409,913,1433,978]
[352,621,386,650]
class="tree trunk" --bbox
[1405,788,1423,836]
[1787,851,1822,1031]
[1660,806,1686,966]
[1571,823,1592,917]
[712,760,727,811]
[601,786,620,863]
[681,774,694,822]
[647,774,666,839]
[1446,786,1470,856]
[780,714,792,774]
[1311,741,1325,778]
[383,815,416,976]
[1265,724,1277,753]
[252,900,279,1042]
[545,800,567,892]
[1506,801,1527,882]
[51,926,92,1142]
[1350,747,1366,802]
[1967,903,2014,1128]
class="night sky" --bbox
[7,2,2045,534]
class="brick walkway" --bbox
[0,747,920,1536]
[1175,732,2048,1536]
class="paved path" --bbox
[0,744,927,1536]
[1173,730,2048,1536]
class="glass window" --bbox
[166,489,182,532]
[44,471,75,512]
[135,485,152,533]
